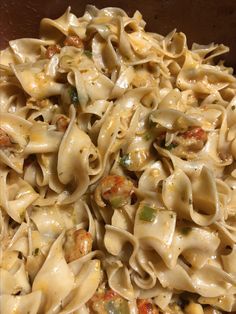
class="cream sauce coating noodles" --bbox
[0,5,236,314]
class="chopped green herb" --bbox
[120,154,131,168]
[231,105,235,110]
[160,138,166,148]
[181,227,192,235]
[119,300,130,314]
[105,300,119,314]
[143,132,152,141]
[139,205,156,222]
[68,86,79,105]
[165,142,178,150]
[84,50,93,58]
[33,248,40,256]
[105,299,129,314]
[110,197,124,208]
[149,119,156,128]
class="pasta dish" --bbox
[1,5,236,314]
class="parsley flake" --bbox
[120,154,131,167]
[84,50,93,58]
[68,86,79,105]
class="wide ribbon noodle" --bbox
[0,5,236,314]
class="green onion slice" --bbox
[110,197,125,208]
[165,143,178,150]
[139,205,156,222]
[105,299,129,314]
[68,86,79,105]
[143,132,152,141]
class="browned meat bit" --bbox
[45,44,61,58]
[55,115,70,132]
[64,228,93,263]
[0,128,12,148]
[63,35,83,48]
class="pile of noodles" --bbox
[0,5,236,314]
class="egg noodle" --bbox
[0,5,236,314]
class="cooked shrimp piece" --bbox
[156,127,208,159]
[64,228,93,263]
[63,35,83,48]
[95,175,134,208]
[55,115,70,132]
[45,44,61,58]
[175,127,208,152]
[0,128,12,148]
[180,127,207,141]
[137,299,159,314]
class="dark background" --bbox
[1,0,236,67]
